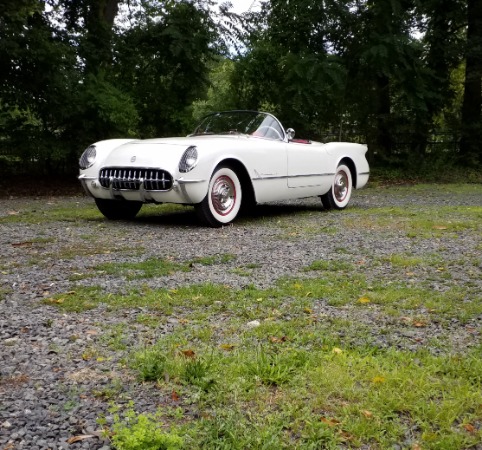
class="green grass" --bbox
[8,184,482,449]
[88,253,236,280]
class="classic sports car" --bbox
[79,110,369,227]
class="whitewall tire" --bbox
[195,166,242,227]
[321,164,353,210]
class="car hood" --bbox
[102,135,250,168]
[102,138,196,168]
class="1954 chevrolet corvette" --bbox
[79,110,369,227]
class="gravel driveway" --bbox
[1,185,481,450]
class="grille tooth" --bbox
[99,167,173,191]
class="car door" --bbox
[287,141,333,193]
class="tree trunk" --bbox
[84,0,120,73]
[460,0,482,166]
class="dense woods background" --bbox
[1,0,481,177]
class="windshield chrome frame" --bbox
[192,110,287,142]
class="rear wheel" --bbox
[321,164,353,210]
[95,198,142,220]
[195,166,242,227]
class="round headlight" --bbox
[79,145,96,170]
[179,146,198,173]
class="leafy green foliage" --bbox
[108,407,183,450]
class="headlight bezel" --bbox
[179,146,198,173]
[79,145,97,170]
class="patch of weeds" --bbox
[94,253,236,280]
[0,286,12,302]
[190,253,236,266]
[361,283,482,322]
[100,323,130,351]
[43,287,104,312]
[382,253,431,268]
[92,378,124,401]
[181,355,216,391]
[137,202,190,218]
[131,347,168,382]
[100,404,183,450]
[188,408,287,450]
[0,202,102,224]
[230,262,261,277]
[245,347,308,386]
[230,267,252,277]
[342,204,482,238]
[135,313,165,327]
[46,283,233,313]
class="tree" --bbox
[460,0,482,165]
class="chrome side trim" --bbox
[176,178,207,184]
[358,172,370,176]
[252,173,334,181]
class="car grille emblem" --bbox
[131,156,136,162]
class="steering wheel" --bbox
[255,126,283,140]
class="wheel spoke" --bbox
[211,175,236,215]
[334,171,348,202]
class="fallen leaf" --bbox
[413,320,427,328]
[67,435,96,444]
[412,444,422,450]
[12,241,33,247]
[332,347,343,354]
[171,390,180,402]
[358,296,370,304]
[7,211,19,215]
[86,330,98,335]
[320,417,340,427]
[181,349,196,358]
[269,336,288,343]
[361,410,373,418]
[432,225,448,230]
[462,423,476,434]
[303,307,313,314]
[339,430,355,441]
[293,283,303,289]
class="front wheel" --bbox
[95,198,142,220]
[195,166,242,227]
[320,164,353,210]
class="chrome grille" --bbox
[99,167,173,191]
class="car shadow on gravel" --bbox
[134,202,324,227]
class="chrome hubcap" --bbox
[334,171,348,202]
[211,176,236,215]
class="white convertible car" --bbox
[79,110,369,227]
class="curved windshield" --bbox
[192,111,285,141]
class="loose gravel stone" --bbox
[0,188,481,448]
